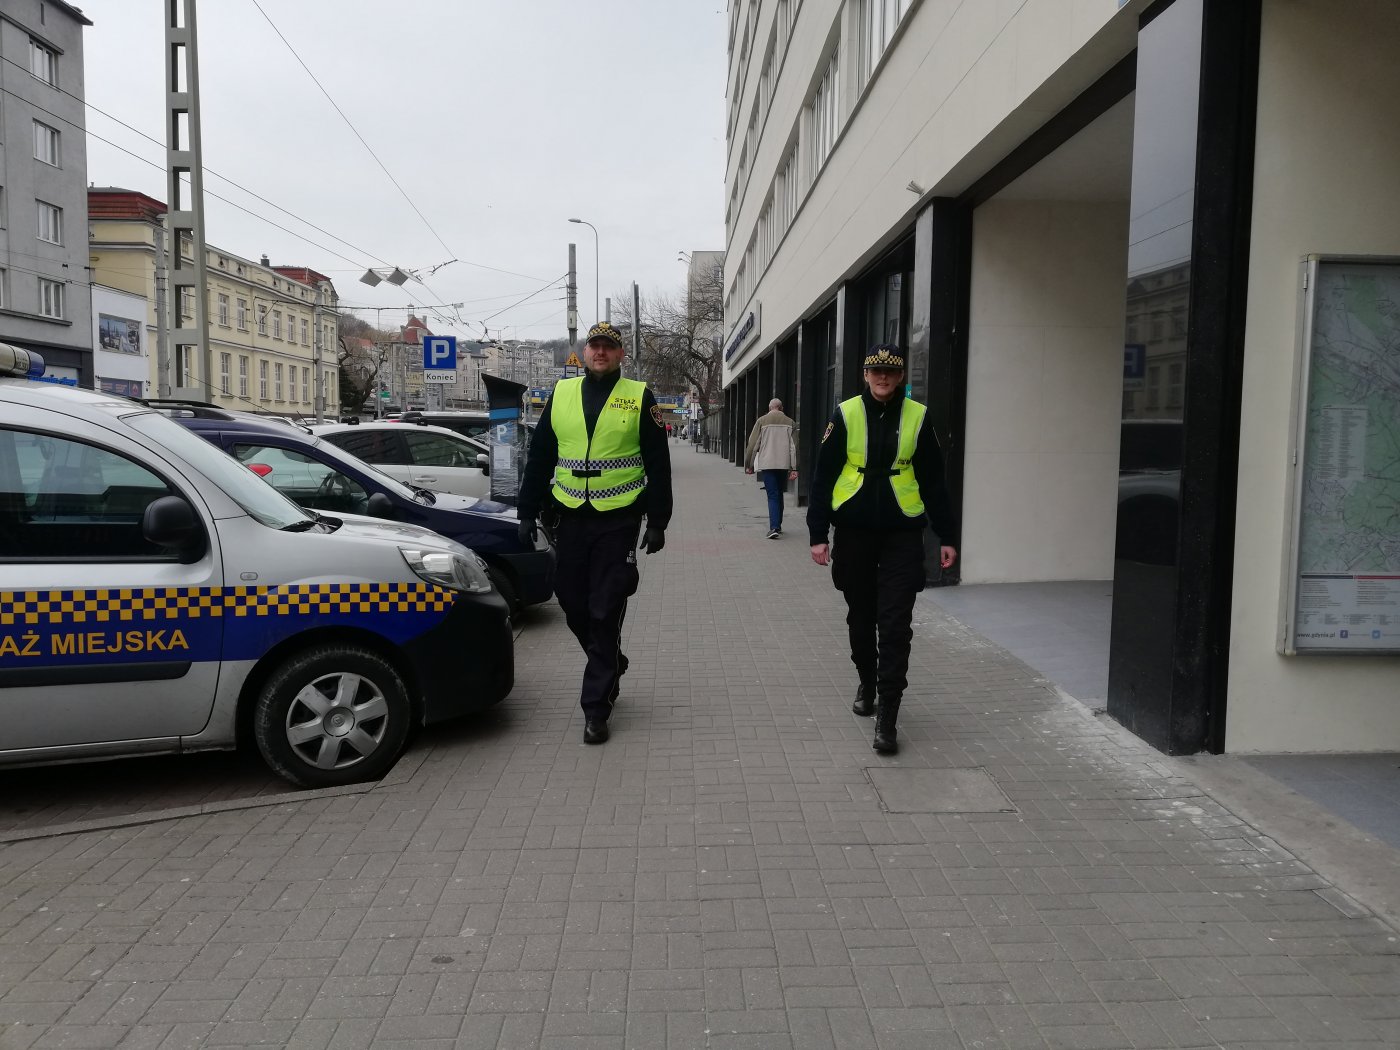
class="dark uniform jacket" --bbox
[518,368,673,529]
[806,387,959,546]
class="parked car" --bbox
[155,403,554,614]
[0,346,512,787]
[311,421,491,499]
[392,410,537,451]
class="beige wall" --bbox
[1226,0,1400,753]
[724,0,1141,380]
[961,198,1127,583]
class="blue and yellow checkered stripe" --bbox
[0,583,452,626]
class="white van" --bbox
[0,345,513,787]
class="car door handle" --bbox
[414,475,437,483]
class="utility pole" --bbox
[567,244,578,346]
[154,226,170,397]
[605,296,611,323]
[631,282,641,378]
[165,0,212,400]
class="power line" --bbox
[248,0,458,263]
[478,276,570,325]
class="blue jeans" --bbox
[760,470,785,531]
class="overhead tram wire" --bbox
[1,51,549,286]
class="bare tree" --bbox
[336,315,394,413]
[611,262,725,408]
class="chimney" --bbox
[260,254,270,267]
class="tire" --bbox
[253,644,412,788]
[485,564,521,621]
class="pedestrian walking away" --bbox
[518,321,673,744]
[807,345,958,754]
[744,397,798,539]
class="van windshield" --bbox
[125,411,314,530]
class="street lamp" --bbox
[568,218,599,326]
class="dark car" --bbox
[162,405,553,613]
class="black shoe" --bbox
[584,719,610,744]
[872,701,900,754]
[767,528,780,539]
[852,682,877,718]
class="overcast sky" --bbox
[81,0,727,341]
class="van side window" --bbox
[403,432,473,468]
[233,443,369,516]
[0,428,176,560]
[332,430,402,464]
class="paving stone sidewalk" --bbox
[2,445,1399,1049]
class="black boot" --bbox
[872,698,900,754]
[851,680,877,717]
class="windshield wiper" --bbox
[280,518,321,532]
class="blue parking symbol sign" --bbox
[423,336,457,370]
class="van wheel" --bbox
[485,564,521,621]
[253,645,412,788]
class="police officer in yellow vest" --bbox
[807,345,959,754]
[519,322,672,744]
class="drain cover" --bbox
[867,767,1015,813]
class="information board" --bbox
[1285,257,1400,653]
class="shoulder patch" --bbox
[822,421,834,443]
[650,404,665,428]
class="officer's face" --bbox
[584,339,624,376]
[864,367,904,401]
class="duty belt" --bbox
[855,466,901,476]
[554,477,648,501]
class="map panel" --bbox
[1293,260,1400,652]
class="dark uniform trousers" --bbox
[831,527,925,700]
[552,512,641,720]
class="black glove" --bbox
[517,518,538,548]
[641,527,665,555]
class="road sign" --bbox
[565,351,582,369]
[423,336,457,383]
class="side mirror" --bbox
[142,495,204,562]
[476,452,490,476]
[366,491,396,519]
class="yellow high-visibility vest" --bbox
[830,395,927,518]
[550,376,647,511]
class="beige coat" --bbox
[744,410,798,471]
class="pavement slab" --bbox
[2,445,1399,1049]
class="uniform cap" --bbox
[862,344,905,370]
[586,322,625,347]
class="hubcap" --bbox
[285,672,390,770]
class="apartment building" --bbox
[721,0,1400,756]
[88,188,339,418]
[0,0,93,382]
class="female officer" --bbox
[807,345,959,754]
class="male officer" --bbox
[807,345,958,754]
[518,322,672,744]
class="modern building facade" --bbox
[88,188,339,417]
[722,0,1400,755]
[0,0,93,383]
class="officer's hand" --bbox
[517,518,538,548]
[940,546,957,569]
[641,527,666,555]
[788,470,798,481]
[811,543,829,566]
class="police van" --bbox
[0,345,513,787]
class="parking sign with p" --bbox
[423,336,457,384]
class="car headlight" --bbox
[400,547,491,593]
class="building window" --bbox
[38,278,64,319]
[33,121,60,166]
[220,353,231,395]
[301,318,310,345]
[36,200,62,244]
[217,293,230,327]
[0,268,6,309]
[237,298,248,330]
[301,366,310,403]
[806,49,841,184]
[238,355,249,397]
[1146,365,1160,410]
[858,0,910,88]
[1166,362,1184,408]
[30,39,58,86]
[259,360,269,400]
[274,362,284,401]
[257,308,268,336]
[272,311,282,340]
